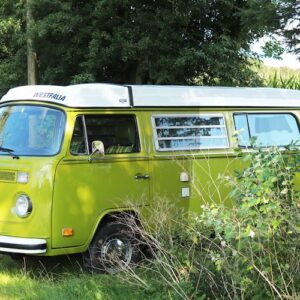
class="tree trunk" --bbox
[128,62,148,84]
[27,0,37,85]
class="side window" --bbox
[70,115,139,155]
[153,114,229,151]
[85,115,139,154]
[233,114,251,147]
[70,116,88,155]
[234,113,300,147]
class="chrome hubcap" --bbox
[101,237,133,270]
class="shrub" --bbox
[197,146,300,299]
[120,147,300,299]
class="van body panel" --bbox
[0,156,59,240]
[52,157,150,248]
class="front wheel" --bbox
[85,222,140,273]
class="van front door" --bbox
[52,114,149,248]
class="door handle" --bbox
[134,173,150,180]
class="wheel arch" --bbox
[88,209,141,247]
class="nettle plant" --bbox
[198,146,300,299]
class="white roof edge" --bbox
[130,85,300,107]
[1,84,300,108]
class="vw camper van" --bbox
[0,84,299,270]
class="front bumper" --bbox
[0,235,47,254]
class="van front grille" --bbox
[0,171,16,182]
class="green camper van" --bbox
[0,84,299,270]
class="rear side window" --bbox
[234,113,300,147]
[70,115,139,155]
[152,114,229,151]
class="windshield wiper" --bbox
[0,147,20,159]
[0,146,14,153]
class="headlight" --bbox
[15,195,32,218]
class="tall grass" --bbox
[257,65,300,89]
[117,147,300,299]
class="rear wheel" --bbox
[85,222,140,273]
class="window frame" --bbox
[70,114,141,156]
[0,103,66,157]
[152,113,229,152]
[69,115,89,156]
[233,112,300,148]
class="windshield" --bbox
[0,105,65,156]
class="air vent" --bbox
[0,171,16,182]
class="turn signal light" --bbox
[62,228,73,237]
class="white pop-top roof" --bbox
[1,84,130,108]
[1,83,300,108]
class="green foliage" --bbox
[196,147,300,298]
[277,1,300,57]
[267,72,300,89]
[261,39,285,60]
[0,0,287,94]
[120,147,300,299]
[0,1,26,95]
[256,64,300,89]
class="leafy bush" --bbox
[198,147,300,299]
[121,147,300,299]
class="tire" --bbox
[85,222,141,273]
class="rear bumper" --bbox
[0,235,47,254]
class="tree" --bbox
[0,1,26,95]
[26,0,37,84]
[278,0,300,57]
[0,0,286,95]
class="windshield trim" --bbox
[0,103,67,157]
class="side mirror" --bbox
[91,140,105,156]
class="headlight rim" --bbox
[15,194,32,218]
